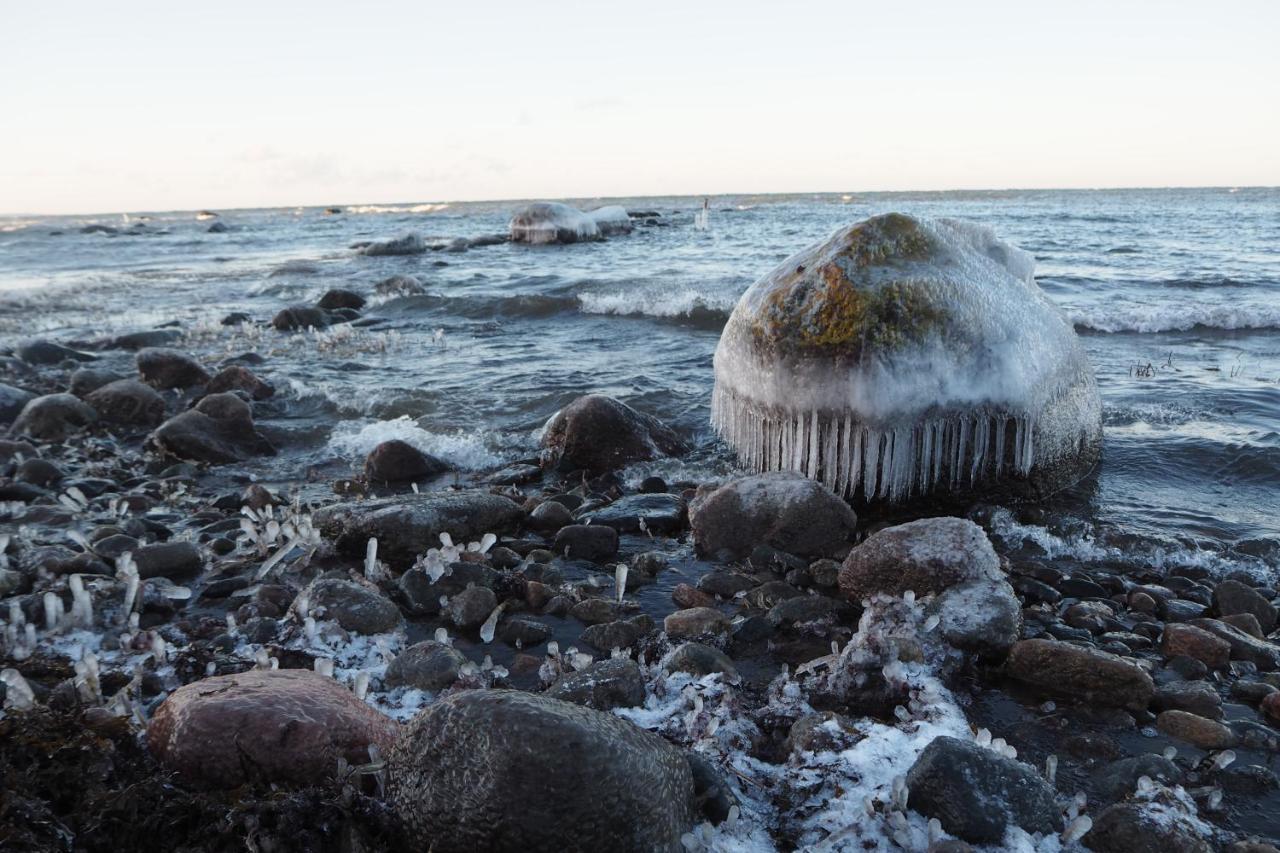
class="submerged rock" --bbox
[690,471,856,559]
[272,304,329,331]
[711,213,1102,503]
[508,202,601,245]
[147,392,275,463]
[148,669,398,789]
[317,288,366,310]
[580,492,687,534]
[359,233,426,256]
[205,365,275,400]
[387,690,695,852]
[540,394,687,475]
[16,338,97,365]
[838,517,999,601]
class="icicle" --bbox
[354,671,369,699]
[314,657,334,677]
[1,668,36,710]
[479,603,504,644]
[44,591,64,633]
[1061,815,1092,845]
[614,564,628,604]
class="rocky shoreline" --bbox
[3,321,1280,852]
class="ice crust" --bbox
[509,202,601,244]
[712,214,1101,501]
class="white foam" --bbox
[345,203,450,215]
[577,288,734,319]
[327,415,502,470]
[1070,301,1280,333]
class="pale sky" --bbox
[2,0,1277,215]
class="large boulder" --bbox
[85,379,166,426]
[313,490,523,567]
[1084,801,1214,853]
[1004,638,1154,711]
[906,736,1062,844]
[386,690,695,852]
[540,394,687,476]
[136,347,210,389]
[838,517,999,601]
[8,393,97,441]
[1188,617,1280,670]
[148,669,398,789]
[710,213,1101,503]
[147,392,275,463]
[509,202,601,245]
[588,205,633,236]
[690,471,856,559]
[1213,580,1277,634]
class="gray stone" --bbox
[839,516,1000,601]
[446,585,497,628]
[385,641,468,690]
[548,657,646,710]
[137,347,210,389]
[580,493,688,534]
[666,642,738,680]
[9,393,97,441]
[305,577,401,634]
[132,540,203,580]
[553,524,618,562]
[690,471,856,559]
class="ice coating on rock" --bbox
[588,205,633,235]
[712,213,1101,502]
[508,202,600,244]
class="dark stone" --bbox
[1095,754,1182,803]
[85,379,166,426]
[272,305,330,331]
[839,516,999,600]
[1214,579,1277,634]
[445,585,497,628]
[364,439,449,484]
[766,595,855,629]
[108,329,184,350]
[1004,639,1154,710]
[540,394,687,476]
[386,640,468,690]
[580,617,651,652]
[17,338,97,365]
[666,642,738,680]
[132,541,203,580]
[306,577,401,634]
[691,471,856,560]
[499,615,551,647]
[15,458,63,487]
[205,366,275,400]
[0,383,35,424]
[136,347,210,389]
[8,393,97,441]
[548,657,646,710]
[147,393,275,464]
[580,493,687,534]
[317,288,366,310]
[1084,802,1213,852]
[553,524,618,562]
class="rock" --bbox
[540,394,686,476]
[499,615,551,646]
[385,641,468,690]
[85,379,166,426]
[387,690,695,852]
[108,329,184,350]
[16,457,63,487]
[548,657,646,710]
[690,471,856,560]
[1084,802,1214,853]
[1154,681,1222,719]
[271,304,329,331]
[698,571,758,598]
[1188,617,1280,670]
[136,347,210,389]
[132,540,203,580]
[0,383,35,424]
[17,338,96,365]
[148,392,275,464]
[767,594,856,629]
[569,598,618,625]
[839,517,999,601]
[1095,754,1182,803]
[205,365,275,400]
[1156,709,1237,749]
[906,736,1062,844]
[148,669,397,788]
[664,607,730,639]
[587,205,633,236]
[8,393,97,441]
[305,577,401,634]
[317,288,366,310]
[744,580,803,609]
[1225,612,1266,638]
[508,202,601,244]
[929,578,1022,658]
[1065,600,1115,633]
[207,220,229,233]
[67,368,122,397]
[529,500,574,530]
[1161,623,1231,670]
[399,562,496,615]
[364,439,449,484]
[446,585,497,628]
[786,711,862,754]
[552,524,618,562]
[580,617,650,652]
[359,233,426,256]
[673,583,717,610]
[710,213,1102,503]
[580,493,687,534]
[1262,691,1280,724]
[666,642,738,680]
[1214,579,1277,634]
[314,490,522,568]
[1004,639,1154,711]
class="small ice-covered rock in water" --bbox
[508,202,601,245]
[711,213,1102,503]
[588,205,633,236]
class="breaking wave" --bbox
[1071,302,1280,333]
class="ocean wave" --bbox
[346,203,450,215]
[327,416,502,470]
[577,289,734,323]
[1071,303,1280,333]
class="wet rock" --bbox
[1262,691,1280,724]
[698,570,757,598]
[132,540,203,580]
[271,304,329,331]
[1161,623,1231,670]
[509,202,601,244]
[690,471,856,560]
[313,490,523,568]
[1065,600,1115,633]
[305,577,401,634]
[359,233,425,256]
[1214,580,1277,634]
[1225,612,1266,638]
[744,580,803,609]
[1004,638,1154,711]
[548,657,646,710]
[148,392,275,464]
[580,493,687,534]
[17,338,96,365]
[16,457,63,487]
[446,585,497,628]
[8,393,97,441]
[906,736,1062,844]
[552,524,618,562]
[1188,617,1280,670]
[929,578,1022,658]
[0,383,35,423]
[1153,681,1223,719]
[108,329,184,350]
[385,640,468,690]
[387,690,695,852]
[766,595,856,628]
[569,598,618,625]
[666,642,738,680]
[206,220,229,233]
[540,394,687,476]
[1095,754,1182,803]
[839,516,999,601]
[1155,709,1237,749]
[529,499,574,530]
[786,711,862,754]
[1084,801,1214,853]
[499,615,551,646]
[672,583,716,610]
[665,607,730,639]
[398,562,497,615]
[148,668,398,788]
[364,439,448,484]
[205,365,275,400]
[67,368,121,398]
[581,617,651,651]
[85,379,166,426]
[317,288,366,310]
[136,347,210,389]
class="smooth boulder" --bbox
[364,439,449,484]
[85,379,166,426]
[147,392,275,463]
[1004,638,1154,711]
[838,516,999,601]
[136,347,210,389]
[690,471,856,559]
[540,394,687,476]
[8,394,97,441]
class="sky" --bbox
[2,0,1278,215]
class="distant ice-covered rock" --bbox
[587,205,633,235]
[358,232,426,256]
[508,202,601,244]
[711,213,1102,503]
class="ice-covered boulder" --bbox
[711,213,1102,503]
[358,232,426,256]
[509,202,601,245]
[588,205,633,235]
